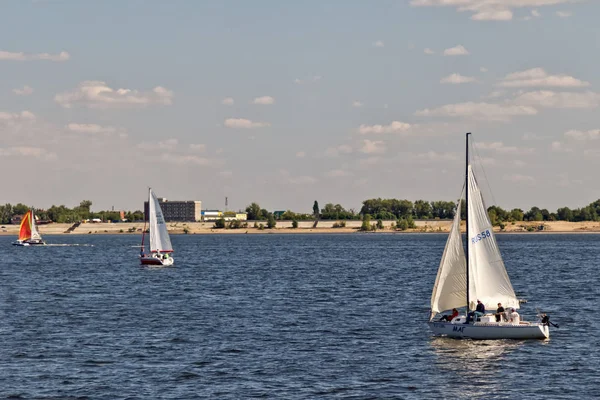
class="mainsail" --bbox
[30,211,42,241]
[467,166,519,311]
[18,211,33,241]
[148,189,173,253]
[430,199,467,320]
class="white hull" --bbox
[428,321,549,340]
[140,255,174,266]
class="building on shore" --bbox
[201,210,248,221]
[144,198,202,222]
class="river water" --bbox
[0,233,597,399]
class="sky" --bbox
[1,0,600,213]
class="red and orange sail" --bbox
[18,211,33,241]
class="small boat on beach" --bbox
[428,133,551,340]
[139,188,174,266]
[13,209,46,246]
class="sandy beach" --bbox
[3,220,600,236]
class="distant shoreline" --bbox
[2,220,600,236]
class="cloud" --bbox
[415,102,537,121]
[55,81,173,109]
[137,138,179,151]
[360,139,386,154]
[503,174,534,183]
[498,68,589,88]
[0,146,56,160]
[13,85,34,96]
[252,96,275,105]
[556,10,572,17]
[325,144,353,157]
[0,110,36,123]
[221,97,234,105]
[0,50,70,62]
[550,141,572,153]
[296,151,306,158]
[413,151,459,162]
[326,169,352,178]
[224,118,271,129]
[443,45,469,56]
[514,90,600,109]
[424,48,435,55]
[160,154,216,166]
[66,123,120,135]
[410,0,578,21]
[480,67,488,72]
[294,75,322,84]
[440,73,476,84]
[189,144,206,152]
[358,120,412,134]
[352,101,364,108]
[373,40,385,48]
[564,129,600,140]
[474,141,535,155]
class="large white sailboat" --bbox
[140,188,174,266]
[428,133,550,340]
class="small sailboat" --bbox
[13,209,46,246]
[140,188,174,266]
[428,133,550,340]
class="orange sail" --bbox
[18,211,32,241]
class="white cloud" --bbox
[531,9,541,17]
[550,141,572,153]
[252,96,275,105]
[294,75,322,84]
[66,123,119,135]
[440,73,476,84]
[221,97,234,105]
[556,10,573,17]
[219,170,233,177]
[325,144,353,157]
[224,118,271,129]
[0,50,70,62]
[373,40,385,48]
[498,68,589,88]
[0,110,36,122]
[358,120,412,134]
[326,169,352,178]
[480,67,489,72]
[296,151,306,158]
[410,0,578,21]
[160,154,216,166]
[55,81,173,108]
[352,101,364,108]
[443,45,470,56]
[288,175,317,185]
[503,174,534,183]
[13,85,34,96]
[514,90,600,109]
[414,151,459,162]
[0,146,56,160]
[424,48,435,55]
[564,129,600,140]
[189,144,206,152]
[474,141,535,155]
[415,102,537,121]
[137,138,179,151]
[360,139,386,154]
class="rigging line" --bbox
[471,137,498,208]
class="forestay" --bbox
[430,199,467,320]
[149,189,173,253]
[467,166,519,311]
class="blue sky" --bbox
[1,0,599,213]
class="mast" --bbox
[465,132,471,310]
[140,188,149,256]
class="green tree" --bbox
[267,214,276,229]
[291,219,298,228]
[376,219,384,230]
[397,219,409,231]
[413,200,432,219]
[213,218,225,229]
[509,208,524,221]
[245,202,262,220]
[360,214,372,231]
[313,201,320,218]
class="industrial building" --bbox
[144,198,202,222]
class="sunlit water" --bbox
[0,233,598,399]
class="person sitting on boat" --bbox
[466,300,485,323]
[509,308,520,324]
[440,308,459,322]
[495,303,505,322]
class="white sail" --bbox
[148,189,173,253]
[467,166,519,311]
[30,210,42,241]
[430,200,467,319]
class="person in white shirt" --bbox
[509,308,520,324]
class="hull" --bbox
[140,255,174,266]
[428,321,549,340]
[13,240,46,246]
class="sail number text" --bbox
[471,230,491,244]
